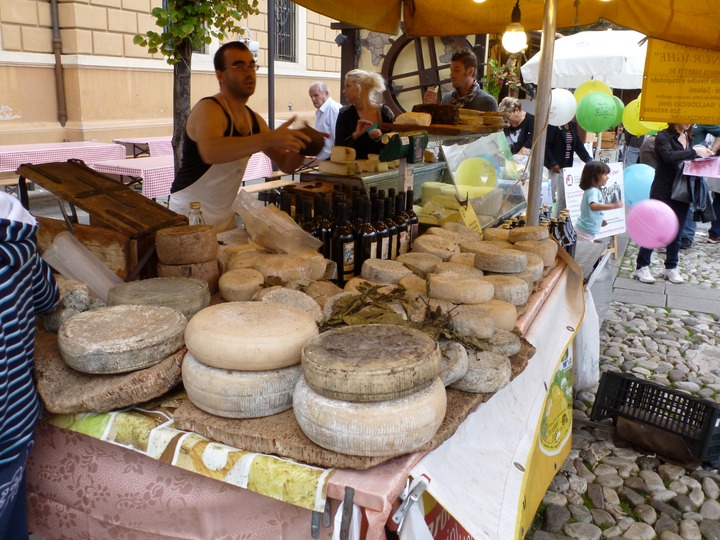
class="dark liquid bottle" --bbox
[280,191,292,217]
[317,197,334,259]
[394,192,410,256]
[332,202,355,286]
[549,218,562,246]
[404,189,419,250]
[559,215,576,257]
[372,197,390,260]
[384,197,399,260]
[355,199,377,273]
[294,195,305,225]
[301,197,317,237]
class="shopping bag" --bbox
[670,170,692,203]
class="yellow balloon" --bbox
[574,80,613,104]
[640,120,668,131]
[622,99,651,136]
[454,157,497,187]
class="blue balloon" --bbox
[624,164,654,206]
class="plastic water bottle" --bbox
[188,201,205,225]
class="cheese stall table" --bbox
[26,252,584,540]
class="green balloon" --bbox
[576,92,617,133]
[612,96,625,128]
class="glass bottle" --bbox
[355,199,377,272]
[394,192,410,256]
[294,194,305,225]
[372,197,390,260]
[549,218,562,245]
[317,198,334,259]
[188,201,205,225]
[332,202,355,286]
[280,191,292,217]
[301,198,319,238]
[404,189,419,250]
[517,214,527,228]
[384,196,399,260]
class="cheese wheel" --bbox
[439,340,470,387]
[508,225,550,243]
[219,268,265,301]
[474,249,528,274]
[474,299,518,331]
[108,277,210,319]
[441,221,483,241]
[330,146,357,163]
[448,252,477,266]
[157,259,220,294]
[253,253,317,283]
[488,268,535,290]
[396,252,442,277]
[427,274,494,304]
[395,111,432,126]
[293,376,447,457]
[227,250,269,271]
[155,225,218,265]
[524,252,545,282]
[182,352,301,418]
[58,305,186,374]
[512,239,558,267]
[184,302,319,370]
[433,262,484,278]
[344,276,374,293]
[450,304,495,339]
[425,227,468,244]
[481,329,522,357]
[57,277,90,311]
[480,275,530,306]
[450,351,511,394]
[411,234,460,261]
[459,240,511,254]
[482,227,510,242]
[398,273,427,293]
[255,287,323,323]
[302,280,344,308]
[361,259,412,284]
[301,324,441,402]
[322,291,359,321]
[294,252,328,281]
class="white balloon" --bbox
[548,88,577,127]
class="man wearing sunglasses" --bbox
[170,41,313,231]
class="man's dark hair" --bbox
[214,41,250,71]
[451,48,478,73]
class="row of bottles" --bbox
[504,208,576,258]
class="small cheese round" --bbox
[184,302,319,371]
[361,259,412,284]
[448,252,477,266]
[459,240,512,254]
[485,329,522,356]
[219,268,265,301]
[108,277,210,319]
[474,299,518,331]
[155,225,218,265]
[411,234,460,261]
[513,239,558,267]
[396,252,443,277]
[441,221,483,241]
[481,275,530,306]
[439,340,470,387]
[450,304,495,339]
[450,351,511,394]
[508,225,550,243]
[427,274,494,304]
[157,259,220,294]
[434,262,484,278]
[482,227,510,242]
[254,287,323,323]
[426,227,468,244]
[474,249,528,274]
[399,273,427,293]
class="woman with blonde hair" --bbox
[335,69,394,159]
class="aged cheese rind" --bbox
[218,268,265,302]
[433,261,484,278]
[157,259,220,294]
[330,146,357,163]
[450,351,511,394]
[524,252,545,282]
[108,277,210,318]
[481,227,510,242]
[184,302,319,370]
[182,352,301,418]
[458,240,511,254]
[58,305,187,374]
[450,304,495,339]
[448,252,477,266]
[411,234,460,261]
[396,252,442,277]
[425,227,468,244]
[361,259,413,284]
[440,221,482,241]
[507,225,549,243]
[480,275,530,306]
[474,299,518,331]
[439,340,470,386]
[293,376,447,457]
[398,273,427,293]
[474,249,528,274]
[302,280,344,308]
[512,239,558,267]
[427,274,494,304]
[155,225,218,265]
[255,287,324,323]
[301,324,441,402]
[483,329,522,356]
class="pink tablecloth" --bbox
[0,142,126,174]
[90,155,175,199]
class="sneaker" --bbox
[633,266,656,284]
[708,236,720,244]
[661,268,685,284]
[680,238,693,250]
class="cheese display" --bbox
[450,351,512,394]
[395,252,442,277]
[58,305,187,374]
[411,234,460,261]
[361,259,413,284]
[427,274,494,304]
[293,377,447,457]
[438,340,470,386]
[474,249,528,274]
[480,275,531,306]
[108,277,210,318]
[184,302,319,371]
[182,352,301,418]
[254,287,323,323]
[218,268,265,302]
[301,324,441,402]
[155,225,218,265]
[512,239,558,267]
[157,259,220,294]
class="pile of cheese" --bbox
[155,225,221,294]
[318,146,402,176]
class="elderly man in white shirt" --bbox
[309,82,342,160]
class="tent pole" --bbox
[527,0,558,226]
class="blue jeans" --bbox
[709,193,720,237]
[637,199,689,270]
[0,439,33,540]
[681,202,697,242]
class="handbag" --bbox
[670,170,692,203]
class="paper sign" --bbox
[458,202,483,234]
[403,166,414,192]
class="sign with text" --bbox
[641,38,720,123]
[564,161,626,240]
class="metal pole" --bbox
[268,1,276,130]
[527,0,558,226]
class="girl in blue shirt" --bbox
[575,161,623,242]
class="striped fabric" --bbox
[0,205,59,465]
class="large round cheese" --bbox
[254,287,323,323]
[440,221,482,241]
[293,376,447,457]
[480,275,530,306]
[425,227,468,244]
[182,352,301,418]
[361,259,413,284]
[450,351,511,394]
[184,302,319,370]
[513,239,558,267]
[474,249,528,274]
[433,261,484,278]
[218,268,265,301]
[450,304,495,339]
[481,227,510,242]
[157,259,220,294]
[58,305,187,374]
[427,274,494,304]
[508,225,549,243]
[301,324,441,402]
[396,252,442,277]
[155,225,218,265]
[459,240,512,254]
[108,277,210,318]
[411,234,460,261]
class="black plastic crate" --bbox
[590,371,720,463]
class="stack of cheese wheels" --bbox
[108,277,210,319]
[156,225,221,294]
[294,324,446,457]
[182,301,319,418]
[58,305,187,374]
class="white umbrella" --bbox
[521,29,648,89]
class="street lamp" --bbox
[502,1,527,54]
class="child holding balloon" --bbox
[575,161,623,243]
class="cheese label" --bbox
[458,202,483,234]
[403,167,415,192]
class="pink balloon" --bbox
[626,199,679,249]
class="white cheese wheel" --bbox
[361,258,413,284]
[448,252,477,266]
[411,234,460,261]
[301,324,441,402]
[439,340,470,387]
[293,376,447,457]
[395,111,432,126]
[254,287,323,323]
[524,252,545,282]
[474,249,528,274]
[58,305,187,374]
[396,252,442,277]
[182,352,301,418]
[433,262,484,278]
[227,250,270,271]
[508,225,550,243]
[474,299,518,331]
[513,239,558,267]
[219,268,265,302]
[425,227,468,244]
[253,253,317,283]
[157,259,220,294]
[440,221,483,241]
[155,225,218,265]
[450,351,511,394]
[480,275,530,306]
[427,274,494,305]
[488,268,535,290]
[184,302,318,371]
[485,329,522,356]
[302,280,344,308]
[398,273,427,293]
[330,146,357,163]
[459,240,511,254]
[108,277,210,319]
[482,227,510,242]
[450,304,495,339]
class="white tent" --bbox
[521,29,648,89]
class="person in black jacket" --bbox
[499,97,534,155]
[544,121,593,215]
[633,124,713,284]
